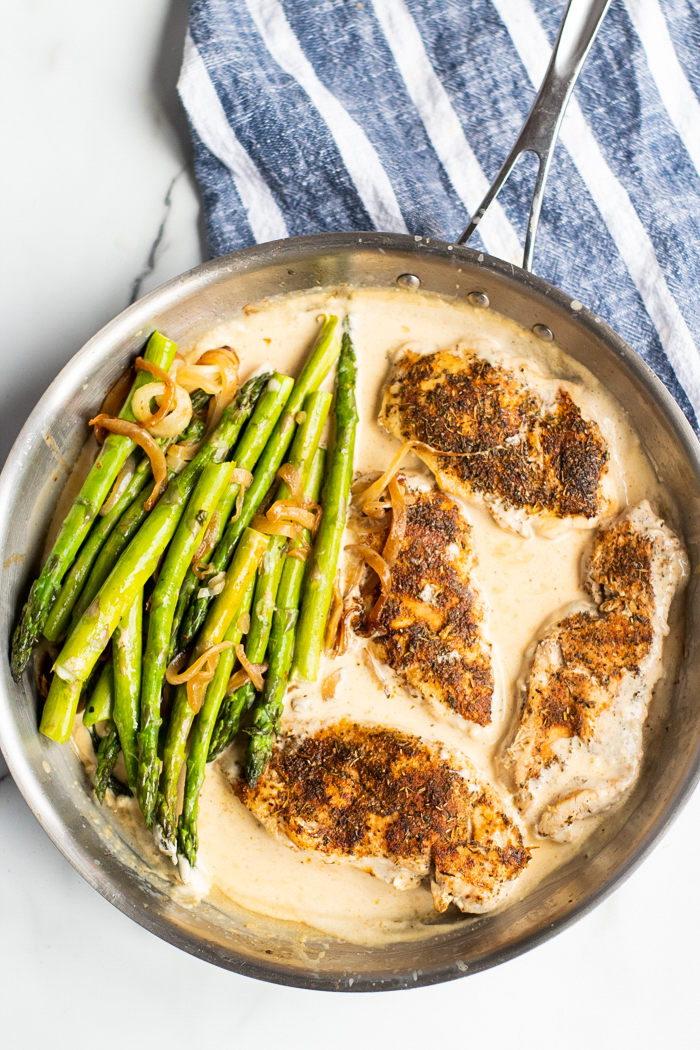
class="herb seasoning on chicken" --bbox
[380,345,611,537]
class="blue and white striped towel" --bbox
[178,0,700,431]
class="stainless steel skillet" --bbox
[1,1,700,991]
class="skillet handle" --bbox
[456,0,612,271]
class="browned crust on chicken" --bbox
[517,611,653,769]
[586,515,655,613]
[235,722,530,913]
[379,348,609,529]
[356,486,493,726]
[505,501,686,838]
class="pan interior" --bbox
[1,233,699,990]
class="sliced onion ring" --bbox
[99,364,136,426]
[234,643,266,691]
[199,348,239,433]
[382,477,407,567]
[344,544,392,594]
[196,571,226,599]
[134,357,176,427]
[356,440,471,507]
[89,415,167,511]
[192,510,221,577]
[266,500,318,532]
[165,641,235,685]
[225,661,268,696]
[133,382,193,439]
[362,500,390,518]
[287,538,311,562]
[325,573,343,653]
[277,463,303,500]
[251,515,299,540]
[322,668,343,701]
[166,641,236,714]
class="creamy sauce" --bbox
[73,286,680,948]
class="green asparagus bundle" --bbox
[40,373,269,744]
[67,397,210,634]
[171,372,294,655]
[155,529,267,851]
[177,391,332,863]
[178,314,341,649]
[245,446,327,786]
[293,325,358,682]
[94,723,122,803]
[112,590,143,795]
[11,331,177,679]
[43,388,211,644]
[82,661,114,727]
[136,459,238,824]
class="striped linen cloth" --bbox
[179,0,700,430]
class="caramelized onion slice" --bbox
[100,364,136,423]
[89,415,168,511]
[225,662,268,696]
[325,573,343,654]
[165,641,235,686]
[344,544,392,594]
[134,357,176,427]
[266,501,318,532]
[234,643,266,691]
[196,571,226,599]
[251,514,299,540]
[322,668,343,701]
[133,382,193,439]
[382,477,407,567]
[199,348,239,432]
[356,440,470,507]
[287,538,311,562]
[192,510,221,577]
[277,463,303,500]
[362,500,390,518]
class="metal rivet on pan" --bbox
[468,290,489,307]
[533,323,554,341]
[397,273,421,289]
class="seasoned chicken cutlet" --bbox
[503,501,687,840]
[234,722,530,914]
[379,345,611,537]
[354,481,494,727]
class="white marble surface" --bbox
[1,2,698,1045]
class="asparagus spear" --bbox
[207,537,285,761]
[172,372,294,654]
[43,456,150,642]
[112,590,142,794]
[94,722,121,803]
[207,391,331,759]
[41,375,268,741]
[82,661,114,727]
[245,446,326,787]
[178,315,340,649]
[44,388,212,644]
[293,327,357,682]
[66,399,209,633]
[11,331,177,679]
[155,530,266,852]
[177,394,332,861]
[136,460,237,824]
